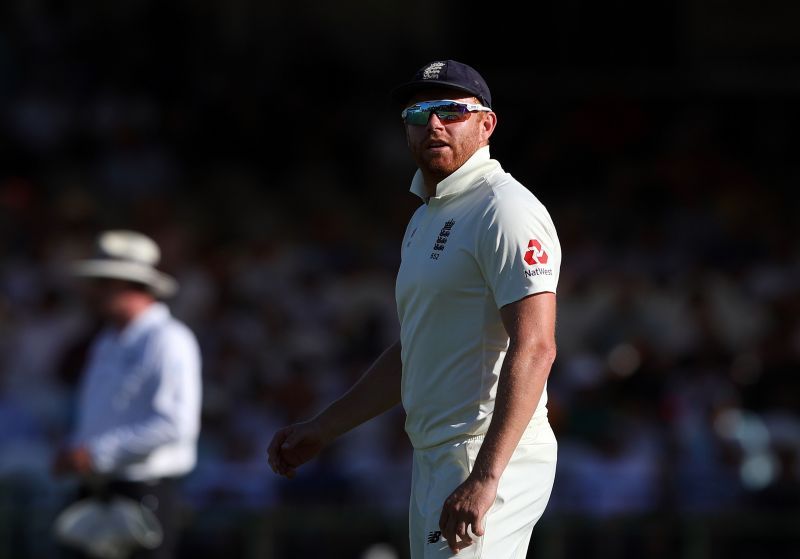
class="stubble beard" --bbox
[415,137,482,183]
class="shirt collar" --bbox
[115,302,170,344]
[410,146,497,203]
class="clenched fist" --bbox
[267,420,329,479]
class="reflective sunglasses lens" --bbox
[431,103,470,122]
[404,108,431,125]
[403,102,471,125]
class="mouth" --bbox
[425,139,450,151]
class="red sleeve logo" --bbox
[524,239,548,265]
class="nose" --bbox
[427,112,445,130]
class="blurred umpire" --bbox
[269,60,561,558]
[52,230,202,559]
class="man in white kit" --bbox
[268,59,561,558]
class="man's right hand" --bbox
[267,341,403,479]
[267,420,328,479]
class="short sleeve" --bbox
[476,189,561,308]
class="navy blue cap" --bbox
[391,60,492,108]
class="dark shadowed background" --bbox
[1,1,799,558]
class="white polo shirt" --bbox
[73,303,202,481]
[396,146,561,450]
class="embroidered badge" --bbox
[430,219,455,260]
[422,61,445,80]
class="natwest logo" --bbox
[524,239,548,266]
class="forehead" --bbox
[406,88,479,107]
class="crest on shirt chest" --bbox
[429,219,455,260]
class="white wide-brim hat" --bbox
[71,230,178,299]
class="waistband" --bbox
[416,414,552,452]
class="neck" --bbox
[109,299,155,330]
[422,169,448,199]
[418,145,487,200]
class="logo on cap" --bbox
[422,61,445,80]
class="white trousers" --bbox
[409,417,557,559]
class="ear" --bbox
[480,112,497,144]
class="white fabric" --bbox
[396,146,561,450]
[71,260,177,299]
[71,230,178,298]
[408,417,557,559]
[73,303,202,481]
[54,495,163,559]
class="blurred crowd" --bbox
[1,1,800,557]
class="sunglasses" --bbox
[401,100,492,126]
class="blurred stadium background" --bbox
[1,1,799,558]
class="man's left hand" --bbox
[438,474,498,553]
